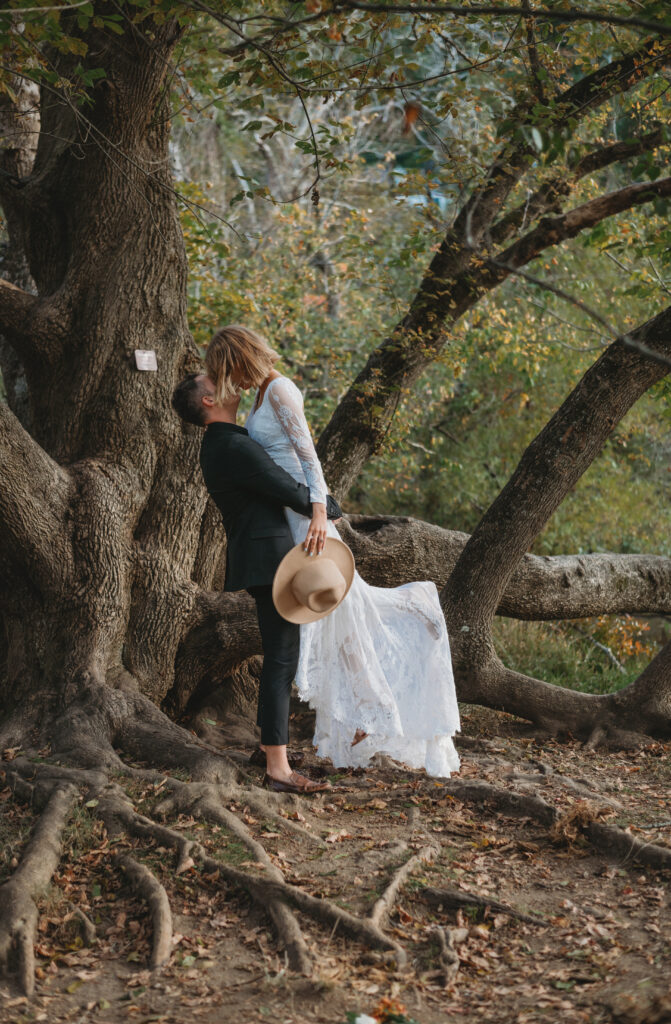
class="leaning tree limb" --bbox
[317,37,671,495]
[441,301,671,741]
[0,782,78,996]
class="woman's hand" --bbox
[305,503,327,556]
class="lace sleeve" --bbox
[267,377,328,504]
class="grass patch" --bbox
[492,617,654,695]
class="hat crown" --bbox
[273,537,355,624]
[291,559,346,613]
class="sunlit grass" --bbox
[492,617,654,695]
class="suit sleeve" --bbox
[227,436,314,516]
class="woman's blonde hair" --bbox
[205,324,279,404]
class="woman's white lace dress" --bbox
[246,376,460,777]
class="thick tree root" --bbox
[432,925,460,986]
[444,779,558,825]
[420,886,546,925]
[100,784,313,972]
[153,782,314,971]
[448,777,671,869]
[368,844,438,929]
[0,782,78,995]
[114,853,173,968]
[586,822,671,870]
[95,784,404,968]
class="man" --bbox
[172,373,340,794]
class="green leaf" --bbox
[85,798,99,808]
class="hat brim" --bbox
[272,538,355,624]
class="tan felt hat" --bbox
[272,538,355,624]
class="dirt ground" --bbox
[1,703,670,1024]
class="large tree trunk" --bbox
[0,14,212,764]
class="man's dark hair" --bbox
[171,373,210,427]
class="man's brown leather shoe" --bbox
[263,771,330,794]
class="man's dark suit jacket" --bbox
[200,421,341,592]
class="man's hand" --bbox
[305,502,327,555]
[326,494,342,520]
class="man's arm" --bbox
[218,435,315,516]
[204,432,342,518]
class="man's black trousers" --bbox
[247,585,300,746]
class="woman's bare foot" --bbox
[351,729,368,747]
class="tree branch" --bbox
[318,38,671,497]
[0,277,38,344]
[489,127,668,246]
[482,175,671,292]
[333,3,671,38]
[0,401,70,590]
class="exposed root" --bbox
[114,853,173,968]
[95,784,404,968]
[242,793,329,848]
[7,755,107,792]
[0,782,78,995]
[152,782,313,972]
[445,779,558,825]
[98,784,311,973]
[66,904,96,946]
[368,844,438,929]
[432,925,460,986]
[502,763,625,810]
[420,886,546,925]
[584,723,608,751]
[587,821,671,870]
[156,780,326,848]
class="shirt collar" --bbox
[205,421,248,436]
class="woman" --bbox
[205,325,461,778]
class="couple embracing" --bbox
[172,325,460,794]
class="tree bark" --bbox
[0,13,207,740]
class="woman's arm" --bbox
[267,377,329,555]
